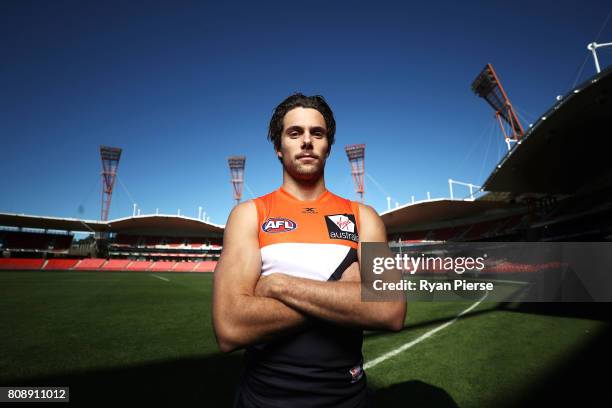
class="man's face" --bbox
[277,107,329,182]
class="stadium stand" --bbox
[100,259,131,271]
[73,258,106,270]
[43,259,79,270]
[150,261,177,271]
[0,257,215,272]
[50,235,73,250]
[173,262,198,272]
[114,234,139,247]
[193,261,217,272]
[126,261,153,271]
[0,230,73,252]
[0,258,45,270]
[461,220,502,240]
[428,226,464,241]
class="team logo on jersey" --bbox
[325,214,358,243]
[262,217,297,233]
[349,363,364,383]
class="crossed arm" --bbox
[212,201,406,353]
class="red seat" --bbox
[193,261,217,272]
[74,258,106,270]
[100,260,131,270]
[126,261,153,271]
[0,258,45,270]
[43,259,79,270]
[150,261,177,272]
[173,262,197,272]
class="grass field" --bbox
[1,270,611,407]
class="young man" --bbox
[212,93,406,407]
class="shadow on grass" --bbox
[498,301,612,322]
[0,353,243,407]
[1,351,462,408]
[504,324,612,407]
[373,380,458,408]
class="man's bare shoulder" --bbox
[357,203,383,224]
[223,200,259,241]
[217,200,260,275]
[226,200,257,224]
[357,203,386,241]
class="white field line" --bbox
[364,292,489,370]
[151,274,170,282]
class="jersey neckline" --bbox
[277,186,331,204]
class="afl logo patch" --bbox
[262,218,297,233]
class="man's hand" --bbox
[255,273,287,298]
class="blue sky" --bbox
[2,0,611,225]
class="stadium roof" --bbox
[107,215,224,236]
[380,199,517,233]
[0,213,224,236]
[482,65,612,195]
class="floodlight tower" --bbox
[100,146,122,221]
[471,63,525,150]
[228,156,246,206]
[587,41,612,73]
[345,144,365,203]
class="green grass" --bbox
[0,271,610,407]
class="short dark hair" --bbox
[267,93,336,152]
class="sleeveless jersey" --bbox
[237,187,367,408]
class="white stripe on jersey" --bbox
[261,243,351,281]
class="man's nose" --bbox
[301,132,313,146]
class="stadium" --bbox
[2,4,612,405]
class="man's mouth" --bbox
[296,154,319,160]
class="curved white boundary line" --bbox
[364,292,489,370]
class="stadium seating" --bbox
[43,259,79,270]
[193,261,217,272]
[398,230,429,241]
[100,259,131,270]
[114,234,140,247]
[150,261,177,272]
[0,258,45,270]
[145,236,164,247]
[429,226,466,241]
[126,261,153,271]
[493,214,525,235]
[461,220,500,240]
[173,262,197,272]
[73,258,107,270]
[0,257,216,272]
[1,230,74,251]
[50,235,73,250]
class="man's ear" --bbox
[276,149,283,159]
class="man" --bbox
[212,93,406,407]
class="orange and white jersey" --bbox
[242,187,367,406]
[254,187,361,281]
